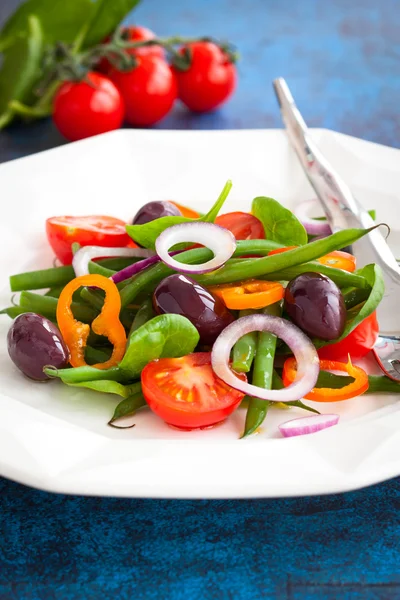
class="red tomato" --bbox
[173,41,236,112]
[53,72,124,142]
[108,56,177,126]
[46,215,133,265]
[215,212,265,240]
[318,312,379,361]
[141,352,246,429]
[98,25,164,73]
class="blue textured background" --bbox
[1,0,400,598]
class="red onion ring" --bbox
[111,250,182,284]
[155,222,236,274]
[211,314,320,402]
[279,414,339,437]
[294,199,332,236]
[72,245,155,277]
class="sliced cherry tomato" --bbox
[318,312,379,361]
[141,352,246,429]
[53,72,124,142]
[108,56,177,127]
[215,212,265,240]
[173,41,236,112]
[170,201,200,219]
[46,215,133,265]
[209,280,284,310]
[98,26,164,73]
[282,356,369,401]
[268,247,356,272]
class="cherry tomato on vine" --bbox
[108,56,177,126]
[53,72,124,142]
[173,41,237,112]
[98,25,164,73]
[141,352,246,429]
[46,215,133,265]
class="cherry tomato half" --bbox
[53,72,124,142]
[98,25,164,73]
[318,312,379,361]
[109,56,177,127]
[173,41,236,112]
[141,352,246,429]
[215,212,265,240]
[46,215,133,265]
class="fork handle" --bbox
[273,77,400,285]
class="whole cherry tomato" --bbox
[108,56,177,126]
[53,72,124,141]
[173,41,237,112]
[98,25,164,73]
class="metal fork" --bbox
[273,77,400,381]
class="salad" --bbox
[3,180,400,437]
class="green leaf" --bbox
[126,180,232,249]
[252,197,308,246]
[314,371,400,395]
[66,380,141,397]
[0,15,43,128]
[119,314,200,377]
[0,0,139,51]
[314,264,385,349]
[108,392,147,427]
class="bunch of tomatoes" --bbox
[53,26,237,142]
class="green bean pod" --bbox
[231,310,258,373]
[19,291,98,323]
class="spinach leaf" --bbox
[119,314,200,377]
[66,380,141,397]
[252,197,308,246]
[314,264,384,349]
[108,392,147,427]
[0,0,139,51]
[0,15,43,128]
[126,180,232,249]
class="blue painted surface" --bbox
[1,0,400,598]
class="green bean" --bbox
[242,303,281,438]
[44,286,65,298]
[45,364,121,384]
[109,392,147,426]
[232,310,258,373]
[0,306,27,318]
[10,265,75,292]
[99,257,141,270]
[88,262,116,278]
[342,287,371,310]
[259,263,368,289]
[197,227,375,286]
[128,298,154,339]
[80,287,136,329]
[19,291,98,323]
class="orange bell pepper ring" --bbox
[170,201,201,219]
[268,247,356,272]
[282,356,369,402]
[56,274,127,369]
[209,280,284,310]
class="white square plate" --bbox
[1,129,400,498]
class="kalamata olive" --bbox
[7,313,69,381]
[132,201,182,225]
[284,272,346,340]
[153,274,234,345]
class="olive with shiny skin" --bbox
[7,313,69,380]
[132,201,182,225]
[153,274,234,345]
[284,272,346,341]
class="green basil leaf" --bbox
[66,380,141,397]
[251,197,308,246]
[119,314,200,378]
[126,180,232,249]
[108,392,147,426]
[0,15,43,128]
[314,264,384,349]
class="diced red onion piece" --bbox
[279,414,339,437]
[72,245,155,277]
[155,222,236,274]
[211,314,319,402]
[111,250,183,284]
[294,199,332,236]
